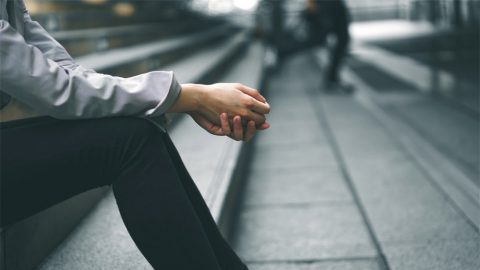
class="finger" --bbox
[247,98,271,114]
[209,125,225,136]
[256,121,270,130]
[237,84,266,102]
[233,116,243,141]
[192,113,225,136]
[246,111,267,125]
[244,120,256,142]
[220,112,231,135]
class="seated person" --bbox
[0,1,270,269]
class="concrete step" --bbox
[76,25,238,77]
[29,1,196,32]
[318,77,480,270]
[28,0,191,15]
[34,41,265,270]
[52,20,220,57]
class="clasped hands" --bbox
[168,83,270,142]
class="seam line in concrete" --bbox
[343,68,480,231]
[242,201,354,209]
[388,106,479,192]
[307,53,391,269]
[312,96,392,270]
[245,256,378,265]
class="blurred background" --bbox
[2,1,479,270]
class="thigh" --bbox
[0,116,155,226]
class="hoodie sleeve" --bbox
[0,18,182,119]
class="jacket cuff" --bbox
[148,73,182,116]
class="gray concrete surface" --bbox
[249,260,381,270]
[232,54,380,269]
[349,43,479,184]
[231,52,480,270]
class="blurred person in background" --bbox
[0,0,269,269]
[304,0,352,92]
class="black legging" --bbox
[0,116,247,270]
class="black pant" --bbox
[0,116,247,270]
[325,26,350,84]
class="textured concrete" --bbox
[320,64,480,269]
[384,239,480,270]
[234,205,377,261]
[256,121,326,146]
[232,49,479,269]
[350,40,479,182]
[388,99,479,181]
[321,95,479,242]
[243,167,352,206]
[232,54,379,268]
[250,143,337,171]
[38,193,152,270]
[77,25,232,71]
[249,259,381,270]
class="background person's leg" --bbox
[326,28,350,85]
[0,117,246,270]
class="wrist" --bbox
[182,84,207,112]
[168,84,206,113]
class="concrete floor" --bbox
[230,52,479,270]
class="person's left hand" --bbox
[219,113,269,142]
[190,112,225,136]
[190,112,268,142]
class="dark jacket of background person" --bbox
[304,0,351,47]
[304,0,351,84]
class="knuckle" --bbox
[245,99,255,109]
[238,109,249,117]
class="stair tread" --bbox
[76,25,232,72]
